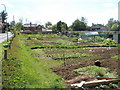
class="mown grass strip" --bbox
[2,35,65,88]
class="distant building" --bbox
[91,23,103,30]
[91,23,108,31]
[22,23,42,34]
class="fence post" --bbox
[4,50,7,60]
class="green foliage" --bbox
[103,40,117,46]
[107,18,117,28]
[68,25,72,31]
[45,21,52,29]
[106,18,119,31]
[55,39,74,46]
[111,55,120,59]
[52,53,90,59]
[72,19,86,31]
[95,36,104,42]
[56,21,68,32]
[81,17,87,25]
[11,22,23,34]
[79,36,104,42]
[74,66,118,78]
[79,40,88,43]
[52,24,57,32]
[2,35,65,88]
[110,23,118,31]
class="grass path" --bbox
[2,35,65,88]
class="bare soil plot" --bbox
[52,47,119,80]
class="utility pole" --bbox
[118,1,120,22]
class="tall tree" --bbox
[52,24,57,32]
[81,17,87,25]
[56,21,68,32]
[45,21,52,29]
[72,19,86,31]
[11,23,23,34]
[111,23,118,31]
[107,18,117,28]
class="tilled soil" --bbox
[52,47,120,80]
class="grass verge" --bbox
[2,35,65,88]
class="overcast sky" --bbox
[0,0,119,26]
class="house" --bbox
[91,23,109,31]
[91,23,103,30]
[22,23,42,34]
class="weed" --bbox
[74,66,118,78]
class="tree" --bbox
[52,24,57,32]
[68,25,72,31]
[72,19,86,31]
[81,17,87,25]
[45,21,52,29]
[11,23,23,34]
[107,18,117,28]
[110,23,118,31]
[10,21,15,26]
[56,21,68,32]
